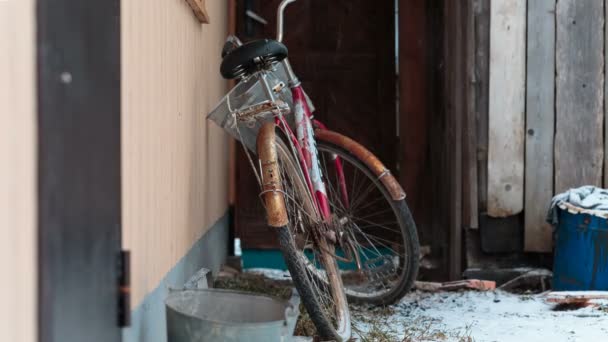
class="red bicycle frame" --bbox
[274,82,350,221]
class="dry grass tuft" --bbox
[352,305,475,342]
[214,273,293,300]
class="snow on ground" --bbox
[353,290,608,342]
[245,269,608,341]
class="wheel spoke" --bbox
[274,139,349,339]
[312,143,417,301]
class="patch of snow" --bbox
[354,290,608,342]
[251,270,608,341]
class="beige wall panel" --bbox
[0,0,37,341]
[122,0,229,306]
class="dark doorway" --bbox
[234,0,398,249]
[37,0,123,340]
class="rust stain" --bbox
[257,123,289,227]
[315,129,406,201]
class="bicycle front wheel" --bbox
[257,124,351,341]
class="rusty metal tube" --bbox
[257,123,289,227]
[315,129,406,201]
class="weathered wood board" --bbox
[605,2,608,187]
[546,291,608,304]
[444,0,464,279]
[555,0,604,193]
[524,0,555,252]
[474,0,490,213]
[464,0,479,229]
[487,0,526,217]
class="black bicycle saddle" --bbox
[220,39,288,79]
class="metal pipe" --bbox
[277,0,297,42]
[281,59,300,87]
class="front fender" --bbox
[257,123,289,227]
[314,129,406,201]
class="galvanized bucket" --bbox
[165,288,300,342]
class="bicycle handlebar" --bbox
[277,0,297,43]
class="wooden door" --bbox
[235,0,397,249]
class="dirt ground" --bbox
[216,269,608,342]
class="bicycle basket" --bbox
[207,69,293,152]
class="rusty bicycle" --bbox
[208,1,420,340]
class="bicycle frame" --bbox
[272,0,350,222]
[274,84,331,221]
[270,68,350,222]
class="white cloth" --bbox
[547,185,608,225]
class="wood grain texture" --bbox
[524,0,555,252]
[474,0,490,213]
[0,1,37,341]
[399,0,433,245]
[400,0,448,280]
[488,0,526,217]
[444,0,464,279]
[121,0,228,306]
[605,2,608,187]
[555,0,604,193]
[463,0,479,229]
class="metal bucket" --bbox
[553,207,608,290]
[165,288,300,342]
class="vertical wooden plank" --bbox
[605,1,608,187]
[463,0,479,229]
[444,0,464,280]
[400,0,448,280]
[400,0,434,249]
[524,0,555,252]
[474,0,490,213]
[488,0,526,217]
[555,0,604,193]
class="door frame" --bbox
[37,0,122,340]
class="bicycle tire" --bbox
[258,126,351,341]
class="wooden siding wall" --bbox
[402,0,607,274]
[480,1,607,252]
[0,0,37,340]
[121,0,229,306]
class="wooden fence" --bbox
[482,0,606,252]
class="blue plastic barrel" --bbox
[553,208,608,290]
